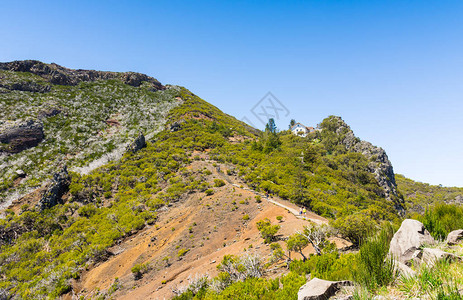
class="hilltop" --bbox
[1,61,462,299]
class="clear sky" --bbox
[1,0,462,187]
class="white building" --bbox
[290,123,315,137]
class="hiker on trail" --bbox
[303,207,307,215]
[299,208,303,215]
[265,191,269,199]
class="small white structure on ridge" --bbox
[290,123,315,137]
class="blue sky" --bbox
[1,0,462,187]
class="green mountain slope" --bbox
[0,60,180,204]
[396,174,463,215]
[0,61,410,298]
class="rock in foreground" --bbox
[298,277,353,300]
[389,219,435,265]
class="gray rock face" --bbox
[389,219,435,265]
[0,60,164,90]
[127,133,147,153]
[394,260,416,277]
[324,116,404,213]
[446,229,463,245]
[298,277,353,300]
[38,107,61,119]
[0,119,44,153]
[421,247,461,267]
[170,121,182,132]
[37,166,71,211]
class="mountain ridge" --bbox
[1,60,459,299]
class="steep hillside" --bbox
[396,174,463,215]
[0,60,179,207]
[0,62,409,299]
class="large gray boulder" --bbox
[389,219,435,265]
[298,277,353,300]
[0,119,44,153]
[421,248,461,267]
[446,229,463,245]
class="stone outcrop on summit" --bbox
[0,60,165,90]
[324,116,404,213]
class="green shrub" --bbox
[131,263,149,280]
[214,179,226,187]
[353,224,395,291]
[178,248,190,257]
[256,218,280,243]
[205,189,214,196]
[419,204,463,240]
[331,214,376,247]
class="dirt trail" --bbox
[73,158,341,299]
[212,160,326,224]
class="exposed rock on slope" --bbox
[323,116,404,213]
[446,229,463,245]
[0,60,164,90]
[0,119,44,153]
[37,166,71,211]
[0,60,180,205]
[126,132,147,153]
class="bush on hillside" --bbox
[331,214,376,247]
[353,224,396,291]
[419,203,463,240]
[256,218,280,243]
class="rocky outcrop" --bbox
[446,229,463,245]
[0,119,44,153]
[37,166,71,211]
[389,219,435,265]
[127,133,147,153]
[0,81,51,93]
[0,60,164,90]
[298,277,353,300]
[321,116,404,213]
[38,107,61,119]
[170,121,182,132]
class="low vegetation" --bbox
[1,64,462,299]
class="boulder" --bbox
[421,248,461,267]
[298,277,353,300]
[389,219,435,265]
[38,107,61,119]
[0,119,44,153]
[15,170,26,178]
[394,260,416,278]
[126,133,146,153]
[37,166,71,211]
[446,229,463,245]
